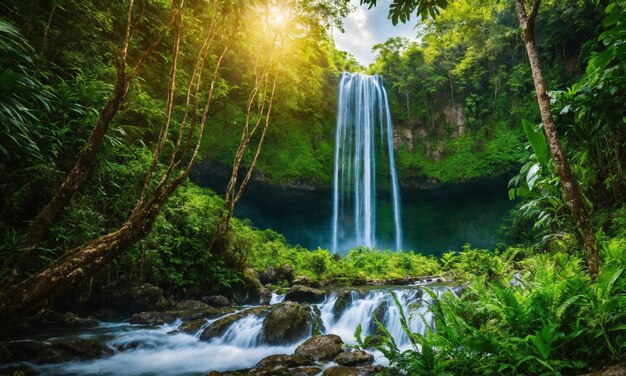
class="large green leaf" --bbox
[522,119,550,169]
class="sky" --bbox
[332,0,419,66]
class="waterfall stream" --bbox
[32,285,454,375]
[332,72,403,253]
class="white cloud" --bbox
[332,0,419,66]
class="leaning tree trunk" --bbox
[21,71,129,249]
[21,0,157,249]
[0,0,235,322]
[514,0,600,278]
[0,180,179,321]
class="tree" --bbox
[361,0,601,277]
[21,0,164,249]
[0,0,238,321]
[513,0,599,278]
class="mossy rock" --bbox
[262,302,312,345]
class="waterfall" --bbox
[332,72,402,252]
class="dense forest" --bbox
[0,0,625,375]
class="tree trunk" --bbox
[514,0,600,278]
[22,1,142,249]
[21,71,129,249]
[0,194,164,321]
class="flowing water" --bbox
[29,285,455,375]
[332,72,402,253]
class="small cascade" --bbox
[316,287,444,348]
[332,72,403,252]
[211,315,265,348]
[269,292,286,305]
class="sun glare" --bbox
[269,5,289,30]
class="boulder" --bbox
[334,350,374,366]
[232,267,263,305]
[3,339,112,364]
[249,365,291,376]
[130,311,177,325]
[206,370,249,376]
[155,296,176,310]
[53,339,113,360]
[255,354,312,368]
[131,283,164,311]
[333,290,358,319]
[263,302,312,345]
[260,287,273,305]
[291,276,320,288]
[179,319,207,334]
[323,366,357,376]
[176,300,209,310]
[34,310,99,328]
[176,306,236,321]
[278,264,294,282]
[584,365,626,376]
[294,334,343,361]
[0,363,36,376]
[201,295,232,307]
[285,286,326,304]
[290,367,323,376]
[260,266,278,284]
[368,301,388,335]
[323,365,384,376]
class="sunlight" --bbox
[268,5,289,31]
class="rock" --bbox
[334,350,374,366]
[131,283,164,311]
[176,300,209,310]
[294,334,343,361]
[130,311,177,325]
[54,339,113,360]
[291,276,320,288]
[0,363,36,375]
[92,308,117,319]
[3,339,112,364]
[249,365,291,376]
[255,354,312,368]
[333,290,356,319]
[310,305,325,334]
[278,264,294,282]
[34,310,99,328]
[206,370,249,376]
[368,301,388,335]
[284,285,326,304]
[289,367,323,376]
[323,365,384,376]
[156,296,176,310]
[263,302,313,345]
[584,365,626,376]
[179,319,207,334]
[232,267,263,305]
[201,295,232,307]
[261,266,278,284]
[176,306,237,321]
[260,287,272,305]
[323,366,357,376]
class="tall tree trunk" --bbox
[514,0,600,278]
